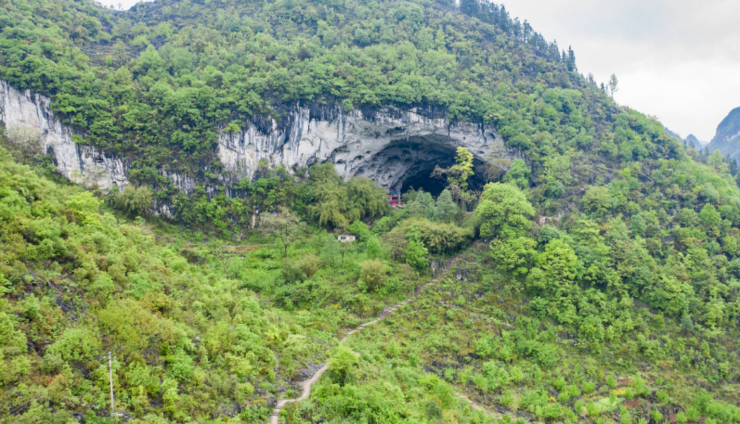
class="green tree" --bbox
[114,185,153,217]
[308,165,388,227]
[404,235,429,272]
[490,237,538,277]
[707,150,730,176]
[349,220,372,242]
[321,234,341,268]
[261,207,302,257]
[502,159,530,189]
[309,178,349,228]
[309,163,342,184]
[408,190,435,219]
[327,345,358,386]
[431,147,476,206]
[449,147,475,190]
[474,183,534,239]
[282,254,321,284]
[699,204,722,237]
[525,239,579,323]
[347,177,389,219]
[434,189,459,222]
[581,186,612,217]
[608,74,619,97]
[66,191,102,226]
[359,259,387,291]
[530,239,578,292]
[338,236,354,272]
[366,236,382,259]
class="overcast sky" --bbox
[99,0,740,142]
[500,0,740,142]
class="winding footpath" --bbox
[269,243,499,424]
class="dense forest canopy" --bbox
[2,0,652,188]
[2,0,740,423]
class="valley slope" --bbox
[1,0,740,424]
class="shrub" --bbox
[359,259,387,291]
[392,218,473,254]
[113,185,153,217]
[582,381,596,394]
[366,235,382,258]
[47,327,101,362]
[282,254,321,284]
[328,345,358,386]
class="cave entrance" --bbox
[399,165,486,198]
[351,137,486,199]
[402,170,448,197]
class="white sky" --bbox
[97,0,740,142]
[500,0,740,142]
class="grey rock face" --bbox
[1,79,521,202]
[0,80,129,192]
[218,106,523,190]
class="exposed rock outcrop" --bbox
[218,106,522,190]
[1,79,521,200]
[0,80,129,192]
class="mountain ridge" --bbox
[707,106,740,162]
[0,0,630,200]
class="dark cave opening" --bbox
[357,138,489,198]
[399,162,487,198]
[401,170,448,197]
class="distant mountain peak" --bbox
[707,106,740,162]
[664,127,705,151]
[685,134,705,150]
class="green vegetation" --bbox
[0,142,484,422]
[2,0,740,422]
[2,0,643,198]
[4,118,740,422]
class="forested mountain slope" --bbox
[1,0,683,203]
[2,0,740,423]
[707,106,740,163]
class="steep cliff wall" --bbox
[0,80,129,192]
[1,79,520,198]
[217,106,521,190]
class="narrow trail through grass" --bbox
[268,242,497,423]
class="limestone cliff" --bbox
[217,105,522,191]
[1,79,520,200]
[0,79,128,192]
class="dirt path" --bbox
[269,244,489,424]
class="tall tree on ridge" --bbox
[609,74,619,97]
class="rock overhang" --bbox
[217,105,523,191]
[0,79,523,209]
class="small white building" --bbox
[336,234,356,243]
